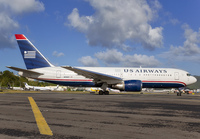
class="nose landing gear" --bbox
[176,89,182,96]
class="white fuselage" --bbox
[19,67,197,89]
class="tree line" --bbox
[0,70,55,88]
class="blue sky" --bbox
[1,0,200,75]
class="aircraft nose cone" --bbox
[191,76,197,84]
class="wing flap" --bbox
[62,66,122,84]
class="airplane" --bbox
[11,87,24,91]
[24,83,59,91]
[24,83,34,90]
[7,34,197,96]
[84,87,100,92]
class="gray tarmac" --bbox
[0,92,200,139]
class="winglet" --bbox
[15,34,27,40]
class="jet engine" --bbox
[112,80,142,92]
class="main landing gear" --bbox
[99,90,109,95]
[99,82,109,95]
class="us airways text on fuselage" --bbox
[124,69,168,73]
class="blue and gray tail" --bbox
[15,34,54,69]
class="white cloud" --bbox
[0,0,44,14]
[52,51,65,57]
[0,0,45,49]
[78,56,99,67]
[0,13,19,48]
[67,8,90,32]
[0,13,19,31]
[123,54,161,67]
[161,24,200,62]
[170,18,179,25]
[95,49,123,65]
[94,49,160,67]
[67,0,163,50]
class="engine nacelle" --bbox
[112,80,142,92]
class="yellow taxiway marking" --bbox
[28,97,53,136]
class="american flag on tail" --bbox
[24,51,36,58]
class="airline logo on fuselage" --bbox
[124,69,167,73]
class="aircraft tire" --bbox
[105,91,109,95]
[99,90,103,95]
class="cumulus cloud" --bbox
[161,24,200,62]
[0,0,44,49]
[0,0,44,14]
[52,51,65,57]
[96,49,160,67]
[67,0,163,50]
[0,13,19,48]
[80,49,160,67]
[95,49,123,65]
[122,54,161,67]
[78,56,99,67]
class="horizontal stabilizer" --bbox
[7,66,43,75]
[62,66,122,84]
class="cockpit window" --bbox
[187,73,191,76]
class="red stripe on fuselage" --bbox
[36,78,93,82]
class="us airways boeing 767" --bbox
[7,34,197,95]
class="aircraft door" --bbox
[174,72,179,80]
[56,70,61,78]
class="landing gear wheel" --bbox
[105,91,109,95]
[177,92,182,96]
[99,90,103,95]
[99,90,109,95]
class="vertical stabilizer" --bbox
[15,34,54,69]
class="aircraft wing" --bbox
[62,66,122,84]
[7,66,43,75]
